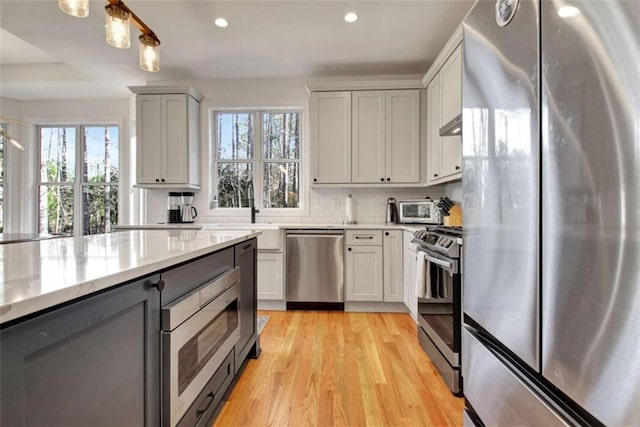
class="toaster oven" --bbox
[398,199,442,224]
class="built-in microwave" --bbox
[398,199,442,224]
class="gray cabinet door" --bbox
[234,238,258,370]
[0,275,161,426]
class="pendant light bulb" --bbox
[139,34,160,72]
[59,0,89,18]
[0,131,25,151]
[105,4,131,49]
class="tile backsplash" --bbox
[144,186,445,225]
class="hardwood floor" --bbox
[213,311,464,426]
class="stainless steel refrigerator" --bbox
[461,0,639,425]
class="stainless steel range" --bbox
[412,226,462,395]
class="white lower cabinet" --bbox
[383,230,404,302]
[257,252,284,300]
[345,229,404,304]
[403,231,418,319]
[345,245,384,302]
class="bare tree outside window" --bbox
[38,125,119,236]
[214,111,301,210]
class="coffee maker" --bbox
[167,192,198,223]
[167,192,182,223]
[180,192,198,223]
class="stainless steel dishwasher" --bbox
[286,229,344,310]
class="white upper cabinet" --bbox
[426,43,462,185]
[427,77,442,183]
[130,86,202,189]
[310,91,352,184]
[440,45,463,127]
[311,88,421,186]
[385,90,420,183]
[351,90,420,184]
[352,91,386,183]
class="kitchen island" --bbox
[0,229,260,427]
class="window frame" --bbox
[37,124,120,236]
[211,108,304,215]
[0,123,5,232]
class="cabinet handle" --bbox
[386,177,391,182]
[313,178,317,182]
[455,165,461,171]
[433,173,439,178]
[355,236,374,240]
[347,247,352,251]
[385,231,389,236]
[243,243,253,250]
[155,178,160,183]
[161,178,165,182]
[153,279,165,292]
[380,178,384,182]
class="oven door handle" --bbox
[418,249,456,275]
[422,253,453,270]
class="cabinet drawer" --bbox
[345,230,382,246]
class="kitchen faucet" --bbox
[246,180,259,223]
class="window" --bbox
[38,125,119,236]
[0,124,4,232]
[213,111,301,210]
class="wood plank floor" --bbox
[213,311,464,426]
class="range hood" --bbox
[439,114,462,136]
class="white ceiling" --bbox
[0,0,474,100]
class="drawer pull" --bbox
[243,243,252,250]
[355,236,374,240]
[196,392,215,417]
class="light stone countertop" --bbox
[116,222,426,233]
[0,229,260,325]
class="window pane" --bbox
[82,185,118,235]
[84,126,119,183]
[262,112,300,160]
[39,185,74,235]
[40,127,76,183]
[216,113,254,160]
[217,163,253,208]
[263,162,300,208]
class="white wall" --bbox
[444,181,462,203]
[0,97,132,233]
[141,77,442,225]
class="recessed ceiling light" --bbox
[214,17,229,28]
[557,5,580,18]
[344,12,358,23]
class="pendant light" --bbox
[0,130,25,151]
[139,34,160,72]
[60,0,161,71]
[105,3,131,49]
[58,0,89,18]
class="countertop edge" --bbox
[0,231,260,326]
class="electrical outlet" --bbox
[332,199,341,209]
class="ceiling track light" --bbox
[59,0,161,72]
